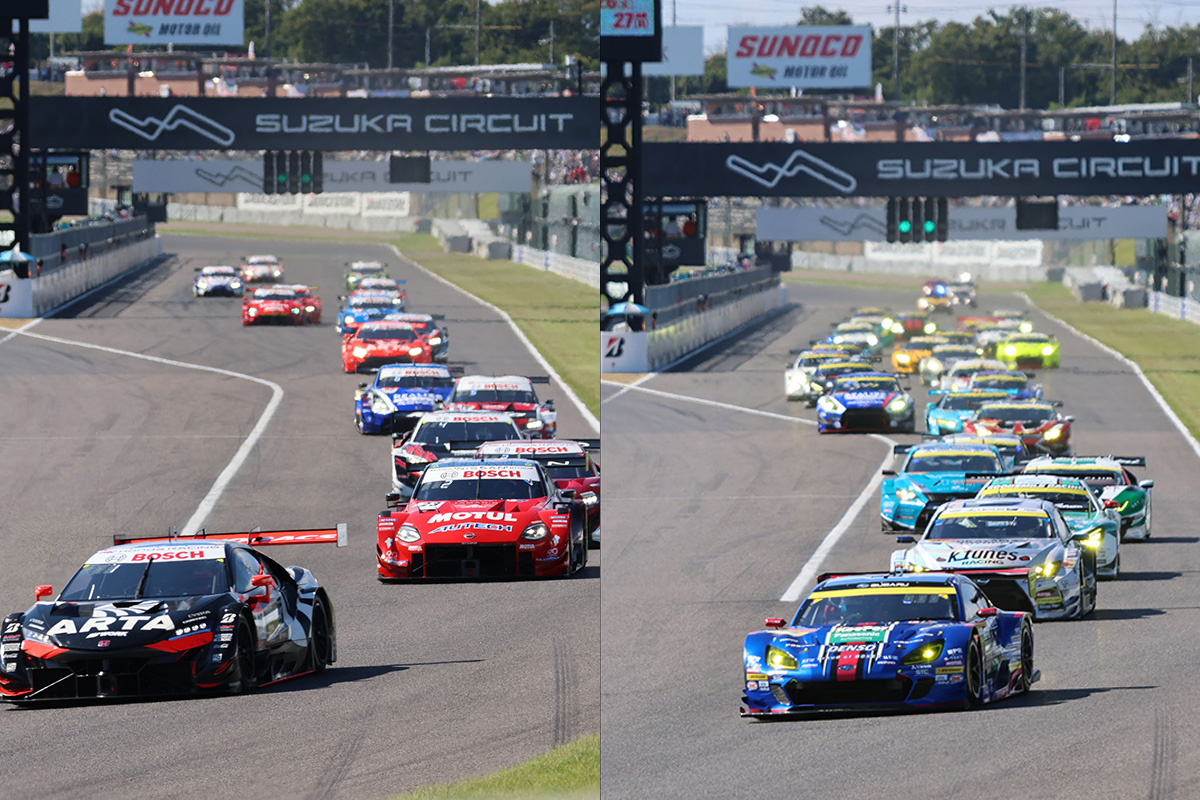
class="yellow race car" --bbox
[891,334,948,374]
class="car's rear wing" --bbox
[115,524,348,548]
[893,444,914,455]
[1063,455,1146,467]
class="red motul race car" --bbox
[240,254,283,284]
[962,400,1074,456]
[276,284,322,324]
[446,375,557,439]
[341,321,433,372]
[476,439,600,547]
[376,458,588,580]
[242,286,310,326]
[391,410,523,494]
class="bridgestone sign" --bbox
[644,140,1200,197]
[32,97,597,151]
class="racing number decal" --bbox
[0,284,10,304]
[605,336,625,359]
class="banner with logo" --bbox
[644,140,1200,198]
[33,97,597,151]
[133,159,531,193]
[727,26,872,89]
[105,0,244,46]
[756,205,1169,242]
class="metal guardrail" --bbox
[645,266,779,326]
[1147,290,1200,325]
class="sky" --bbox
[660,0,1200,54]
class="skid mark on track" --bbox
[553,633,575,747]
[306,715,369,800]
[1149,706,1177,800]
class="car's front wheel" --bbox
[965,635,985,708]
[1017,621,1034,693]
[308,599,331,673]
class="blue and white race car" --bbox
[354,363,455,434]
[337,292,407,335]
[881,442,1008,532]
[741,572,1035,716]
[924,390,1010,435]
[817,373,914,433]
[193,265,244,297]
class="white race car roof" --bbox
[379,364,451,378]
[422,464,542,483]
[477,440,585,457]
[418,411,514,424]
[456,375,533,391]
[245,255,279,264]
[86,541,227,564]
[201,266,237,275]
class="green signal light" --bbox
[301,174,312,183]
[898,220,912,233]
[923,220,935,233]
[276,173,287,183]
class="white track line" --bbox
[388,244,599,434]
[1018,292,1200,463]
[8,329,284,536]
[604,380,896,601]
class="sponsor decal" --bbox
[427,511,519,524]
[518,544,536,550]
[935,666,962,674]
[47,615,174,636]
[427,523,514,535]
[946,550,1026,563]
[827,624,892,644]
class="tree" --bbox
[796,7,855,26]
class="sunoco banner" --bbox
[644,140,1200,197]
[133,159,531,193]
[726,26,872,89]
[33,97,597,151]
[105,0,244,46]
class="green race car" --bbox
[344,260,390,291]
[1021,456,1153,539]
[996,332,1060,369]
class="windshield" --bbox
[929,513,1054,540]
[978,405,1055,424]
[413,465,547,501]
[818,365,871,378]
[836,323,873,333]
[971,375,1027,390]
[795,589,958,626]
[202,268,235,277]
[378,374,454,390]
[254,291,296,300]
[984,489,1095,513]
[411,421,518,445]
[350,299,396,310]
[454,389,537,404]
[906,453,1003,473]
[931,346,977,360]
[59,560,229,600]
[939,393,1006,410]
[356,327,416,341]
[351,264,385,275]
[1007,334,1050,343]
[832,377,899,393]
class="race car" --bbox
[341,321,434,372]
[845,314,896,349]
[0,525,346,703]
[275,284,322,324]
[799,360,878,407]
[242,286,310,326]
[895,309,938,339]
[891,335,948,374]
[354,363,455,434]
[976,475,1121,578]
[477,438,601,547]
[919,345,983,388]
[806,341,867,357]
[996,332,1060,369]
[446,375,557,439]
[1021,456,1154,539]
[740,572,1034,716]
[823,322,884,354]
[966,371,1042,399]
[891,497,1098,620]
[918,278,952,312]
[924,390,1011,436]
[193,265,244,297]
[391,410,524,494]
[240,254,283,284]
[356,277,407,308]
[337,292,408,335]
[376,458,588,580]
[939,433,1032,470]
[817,373,915,434]
[382,312,449,362]
[785,351,853,400]
[963,400,1073,456]
[881,442,1008,532]
[344,260,389,291]
[947,280,977,307]
[941,359,1013,393]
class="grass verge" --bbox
[159,222,599,419]
[392,735,599,800]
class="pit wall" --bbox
[0,237,163,318]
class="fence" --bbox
[1147,290,1200,326]
[645,266,779,326]
[510,244,598,288]
[0,236,163,317]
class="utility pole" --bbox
[1059,66,1065,106]
[425,28,431,65]
[670,0,677,104]
[1019,12,1028,111]
[264,0,270,59]
[888,3,906,100]
[1189,56,1194,103]
[1110,0,1117,104]
[475,0,481,66]
[387,0,394,70]
[548,20,554,65]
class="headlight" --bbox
[895,353,911,364]
[353,346,369,357]
[393,298,404,305]
[900,640,943,665]
[272,269,282,277]
[1043,426,1063,441]
[521,522,550,541]
[765,645,798,670]
[407,346,424,357]
[395,524,421,543]
[866,335,878,346]
[896,488,919,502]
[230,280,242,288]
[582,493,599,506]
[196,280,208,290]
[525,419,544,430]
[924,322,937,334]
[833,336,845,343]
[371,396,393,414]
[305,304,316,312]
[817,395,845,413]
[1004,345,1017,356]
[1081,528,1104,548]
[891,323,904,334]
[428,336,442,345]
[1034,560,1061,578]
[1041,345,1055,356]
[247,307,258,316]
[344,315,355,325]
[1020,322,1033,333]
[290,307,301,314]
[887,396,911,413]
[925,358,942,372]
[880,317,894,329]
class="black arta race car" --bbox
[0,525,346,703]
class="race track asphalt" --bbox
[0,233,599,799]
[601,283,1200,800]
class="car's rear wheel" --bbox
[1017,621,1033,693]
[308,600,331,673]
[965,636,985,708]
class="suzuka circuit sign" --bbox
[726,26,872,89]
[31,97,598,151]
[643,140,1200,197]
[105,0,244,46]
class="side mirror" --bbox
[193,266,202,272]
[896,535,916,544]
[35,585,53,601]
[1103,499,1118,509]
[881,469,896,476]
[1139,480,1155,489]
[975,607,999,618]
[560,489,578,499]
[1064,416,1076,423]
[385,492,403,508]
[357,382,368,389]
[764,618,786,628]
[248,573,274,604]
[545,399,555,409]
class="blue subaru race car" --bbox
[817,372,915,433]
[337,292,407,335]
[881,442,1007,532]
[741,571,1035,716]
[925,390,1009,435]
[354,363,455,434]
